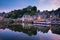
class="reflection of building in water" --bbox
[21,23,24,28]
[0,16,4,21]
[21,23,33,29]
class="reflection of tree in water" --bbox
[8,25,50,35]
[40,27,50,33]
[1,23,60,35]
[8,25,37,36]
[51,25,60,35]
[1,22,50,34]
[0,24,8,29]
[37,27,50,33]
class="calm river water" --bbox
[0,23,60,40]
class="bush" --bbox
[9,20,14,24]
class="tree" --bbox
[5,6,37,18]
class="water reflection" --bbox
[0,23,60,40]
[51,24,60,35]
[8,25,37,36]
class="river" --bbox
[0,23,60,40]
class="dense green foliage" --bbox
[5,6,37,18]
[9,20,14,24]
[3,6,60,18]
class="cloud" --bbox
[0,9,9,13]
[50,0,60,3]
[38,0,60,5]
[38,0,60,10]
[38,0,46,4]
[38,0,60,4]
[49,0,60,10]
[0,9,3,13]
[49,0,60,5]
[38,0,45,3]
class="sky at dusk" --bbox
[0,0,60,13]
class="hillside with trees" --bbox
[4,6,37,18]
[3,6,60,19]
